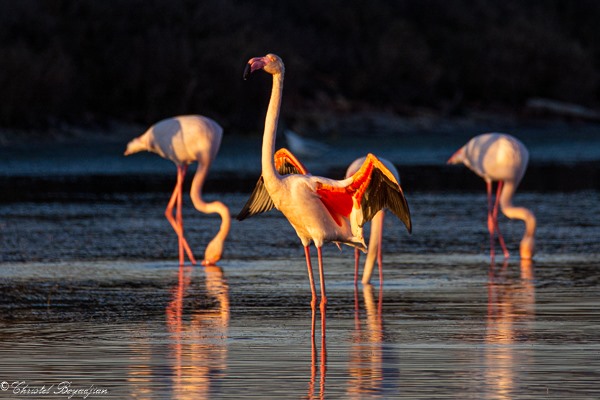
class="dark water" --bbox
[1,126,600,398]
[1,191,599,399]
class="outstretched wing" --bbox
[236,148,309,221]
[316,154,412,232]
[273,147,309,175]
[235,175,274,221]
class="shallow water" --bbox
[1,256,599,399]
[1,122,600,398]
[1,190,600,399]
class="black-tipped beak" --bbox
[243,63,252,80]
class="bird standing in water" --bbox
[346,156,401,286]
[447,133,536,260]
[125,115,231,266]
[239,54,412,327]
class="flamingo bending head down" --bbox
[447,132,536,260]
[125,115,231,266]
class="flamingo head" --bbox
[202,237,225,266]
[243,53,284,79]
[520,235,535,260]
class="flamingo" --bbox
[124,115,231,266]
[238,54,412,324]
[447,133,536,260]
[346,156,400,286]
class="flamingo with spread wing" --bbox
[238,54,412,322]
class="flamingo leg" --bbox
[493,181,510,258]
[317,246,328,375]
[317,247,327,308]
[176,167,185,265]
[304,246,318,338]
[486,180,496,261]
[317,247,327,340]
[353,248,360,287]
[165,166,197,265]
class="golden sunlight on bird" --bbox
[124,115,230,266]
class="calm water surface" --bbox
[1,192,599,399]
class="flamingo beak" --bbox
[243,57,267,80]
[243,63,252,80]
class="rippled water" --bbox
[1,190,600,399]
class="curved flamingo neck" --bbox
[262,71,284,184]
[499,181,536,242]
[190,165,231,241]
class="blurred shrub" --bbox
[0,0,599,130]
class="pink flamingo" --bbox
[346,156,400,286]
[238,54,412,326]
[124,115,231,266]
[447,133,536,260]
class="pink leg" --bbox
[486,180,496,261]
[318,246,328,376]
[377,213,385,286]
[493,181,510,258]
[165,166,196,265]
[317,247,327,308]
[304,246,318,338]
[317,247,327,339]
[176,168,185,265]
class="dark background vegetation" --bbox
[1,0,600,133]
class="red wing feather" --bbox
[315,184,353,226]
[274,148,308,175]
[346,154,412,232]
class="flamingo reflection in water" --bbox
[165,266,229,399]
[347,284,399,398]
[307,317,327,400]
[485,259,536,399]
